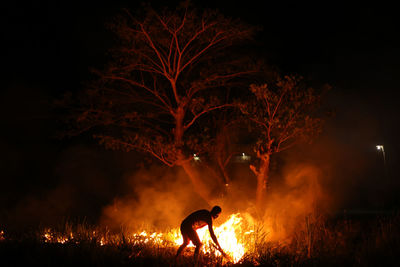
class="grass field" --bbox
[1,211,400,266]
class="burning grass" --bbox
[1,212,400,266]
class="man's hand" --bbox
[212,243,229,259]
[218,248,228,259]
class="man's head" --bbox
[210,205,222,219]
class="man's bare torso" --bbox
[181,209,212,230]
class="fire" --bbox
[132,231,164,245]
[37,213,260,264]
[173,213,248,263]
[120,212,253,263]
[0,230,5,241]
[43,228,74,244]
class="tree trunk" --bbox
[178,153,212,205]
[174,106,212,204]
[255,155,270,213]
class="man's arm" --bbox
[208,224,226,257]
[208,224,220,248]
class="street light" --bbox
[376,145,386,176]
[193,153,200,161]
[376,145,385,160]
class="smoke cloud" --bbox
[100,164,208,231]
[2,86,387,243]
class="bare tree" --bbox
[241,75,327,211]
[68,3,257,203]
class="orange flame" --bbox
[39,213,263,264]
[173,213,250,263]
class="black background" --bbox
[2,1,399,223]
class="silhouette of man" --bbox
[175,206,227,263]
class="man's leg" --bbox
[194,244,202,265]
[175,234,189,259]
[188,229,202,265]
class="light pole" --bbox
[376,145,387,177]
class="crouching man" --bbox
[175,206,227,264]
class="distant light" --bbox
[193,154,200,161]
[237,152,250,162]
[225,183,229,187]
[376,145,384,150]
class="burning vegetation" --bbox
[1,157,400,265]
[37,213,250,264]
[2,210,400,266]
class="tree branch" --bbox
[180,31,224,73]
[184,103,235,130]
[104,75,173,114]
[139,24,170,78]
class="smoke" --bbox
[249,92,384,242]
[261,163,327,242]
[2,83,384,242]
[95,90,388,241]
[95,119,373,242]
[207,157,329,243]
[99,164,208,231]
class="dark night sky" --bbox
[2,1,400,222]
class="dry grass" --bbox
[1,212,400,266]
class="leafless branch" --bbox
[184,103,235,130]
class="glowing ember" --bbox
[43,228,53,243]
[0,230,5,241]
[42,229,76,244]
[132,231,164,245]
